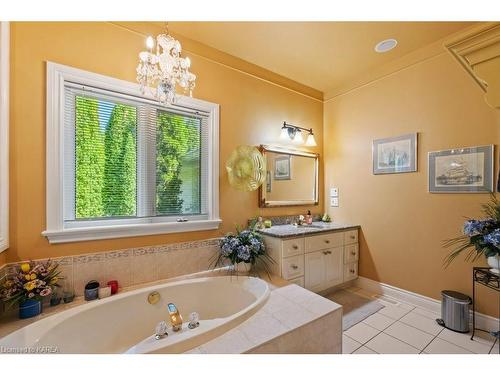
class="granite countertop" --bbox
[257,221,360,238]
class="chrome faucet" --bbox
[167,303,183,331]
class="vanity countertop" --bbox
[257,221,360,239]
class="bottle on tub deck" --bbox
[306,210,313,225]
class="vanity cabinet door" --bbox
[305,251,325,292]
[324,247,343,288]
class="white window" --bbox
[43,62,220,243]
[0,22,9,252]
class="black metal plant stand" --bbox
[471,267,500,340]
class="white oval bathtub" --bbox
[0,276,270,354]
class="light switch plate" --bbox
[330,197,339,207]
[330,187,339,197]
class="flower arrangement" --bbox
[444,194,500,268]
[0,260,61,307]
[211,227,275,274]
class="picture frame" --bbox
[428,145,494,193]
[274,155,291,180]
[372,133,417,174]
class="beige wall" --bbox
[324,52,499,316]
[3,22,323,265]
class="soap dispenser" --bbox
[306,210,313,225]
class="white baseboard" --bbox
[354,276,499,333]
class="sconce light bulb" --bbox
[305,133,317,147]
[146,36,155,50]
[280,126,289,140]
[292,130,304,145]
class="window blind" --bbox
[63,84,209,225]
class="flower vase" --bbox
[233,262,252,273]
[487,255,500,274]
[19,299,42,319]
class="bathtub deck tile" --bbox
[199,328,254,354]
[238,310,289,345]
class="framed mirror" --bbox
[259,145,319,207]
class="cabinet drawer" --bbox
[344,244,359,264]
[288,276,305,288]
[344,262,358,282]
[305,232,343,253]
[282,255,304,280]
[344,230,358,245]
[282,238,305,257]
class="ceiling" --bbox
[169,22,473,94]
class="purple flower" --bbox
[237,245,251,261]
[484,229,500,248]
[463,219,494,236]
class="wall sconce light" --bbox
[279,121,317,147]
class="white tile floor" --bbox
[342,286,499,354]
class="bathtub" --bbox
[0,276,270,354]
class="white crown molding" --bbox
[0,22,9,253]
[355,276,499,333]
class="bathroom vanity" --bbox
[259,222,360,293]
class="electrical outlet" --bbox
[330,197,339,207]
[330,187,339,197]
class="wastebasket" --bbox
[436,290,472,333]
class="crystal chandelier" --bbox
[136,27,196,104]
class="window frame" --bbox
[0,22,9,252]
[43,62,220,244]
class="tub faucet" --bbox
[167,303,183,331]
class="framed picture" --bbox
[428,145,494,193]
[274,155,291,180]
[266,171,272,192]
[372,133,417,174]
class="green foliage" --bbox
[102,104,137,216]
[75,97,104,218]
[75,97,198,220]
[156,112,200,214]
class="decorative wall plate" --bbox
[226,146,266,192]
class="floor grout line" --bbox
[343,286,497,354]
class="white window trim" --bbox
[0,22,9,252]
[43,62,220,244]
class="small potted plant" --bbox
[444,194,500,273]
[212,227,275,275]
[0,260,61,319]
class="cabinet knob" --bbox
[327,250,332,254]
[291,264,298,270]
[325,240,330,244]
[323,251,328,255]
[292,245,298,250]
[350,235,355,239]
[351,251,356,256]
[350,269,355,274]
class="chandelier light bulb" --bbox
[185,56,191,68]
[305,133,317,147]
[146,36,155,50]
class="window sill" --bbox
[42,219,222,244]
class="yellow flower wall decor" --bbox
[226,146,266,192]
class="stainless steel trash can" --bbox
[436,290,472,333]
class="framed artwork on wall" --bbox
[274,155,291,180]
[428,145,494,193]
[372,133,417,174]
